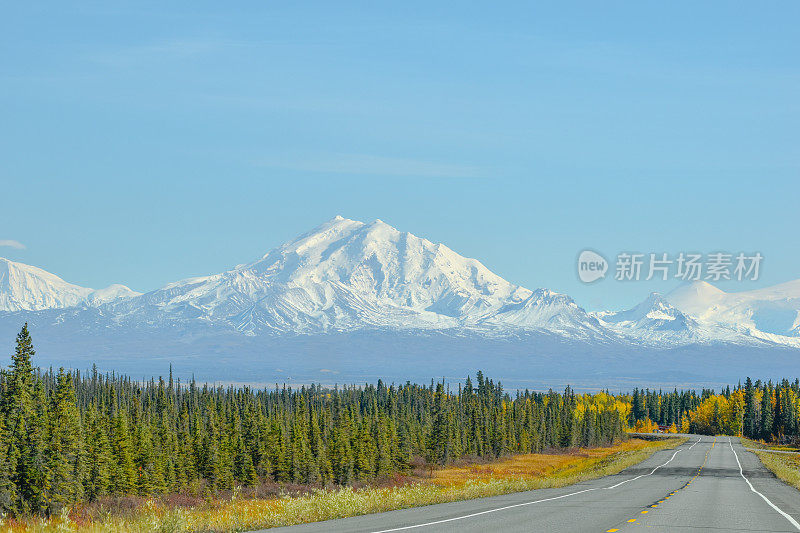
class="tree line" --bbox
[627,379,800,440]
[0,325,628,517]
[3,324,797,518]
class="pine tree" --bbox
[0,329,650,519]
[216,422,235,491]
[761,383,774,441]
[743,377,756,438]
[22,378,52,514]
[290,419,317,483]
[266,418,290,482]
[354,419,377,480]
[427,382,449,466]
[0,412,16,514]
[374,414,394,479]
[173,405,194,491]
[394,422,412,473]
[330,408,354,484]
[134,419,158,495]
[2,324,37,514]
[49,369,84,512]
[234,430,258,486]
[201,401,223,489]
[310,410,332,483]
[110,409,136,494]
[84,407,112,501]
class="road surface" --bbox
[263,436,800,533]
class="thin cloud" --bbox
[0,240,25,250]
[89,39,248,67]
[259,153,484,179]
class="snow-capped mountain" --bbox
[0,257,139,312]
[483,288,613,341]
[103,216,584,335]
[1,217,799,352]
[666,280,800,341]
[591,284,800,348]
[600,292,698,332]
[84,284,141,306]
[597,292,746,346]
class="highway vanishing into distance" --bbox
[267,436,800,533]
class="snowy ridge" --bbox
[103,216,537,334]
[1,217,799,350]
[597,292,747,347]
[666,281,800,342]
[0,258,139,312]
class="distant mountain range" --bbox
[1,216,799,387]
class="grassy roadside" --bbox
[741,437,800,491]
[0,437,685,533]
[740,436,800,453]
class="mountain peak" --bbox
[642,291,668,305]
[600,290,700,342]
[85,284,142,306]
[141,216,536,333]
[0,257,93,311]
[666,280,726,317]
[322,214,358,227]
[604,291,687,324]
[668,280,725,299]
[4,221,800,349]
[0,257,141,312]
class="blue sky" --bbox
[1,1,798,311]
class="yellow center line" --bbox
[632,437,717,529]
[602,438,719,532]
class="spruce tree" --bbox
[290,419,317,483]
[354,419,376,480]
[84,407,112,501]
[0,412,16,514]
[22,378,52,514]
[2,324,36,514]
[427,382,449,465]
[743,377,756,438]
[110,409,136,494]
[266,418,290,482]
[134,419,158,495]
[0,327,655,518]
[201,402,222,489]
[330,409,354,484]
[310,410,332,483]
[761,384,774,441]
[49,369,84,512]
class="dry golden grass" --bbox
[429,439,665,487]
[740,436,799,451]
[741,437,800,491]
[0,437,685,533]
[753,451,800,491]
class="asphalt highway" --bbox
[264,436,800,533]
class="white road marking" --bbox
[729,438,800,531]
[604,438,700,490]
[371,438,702,532]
